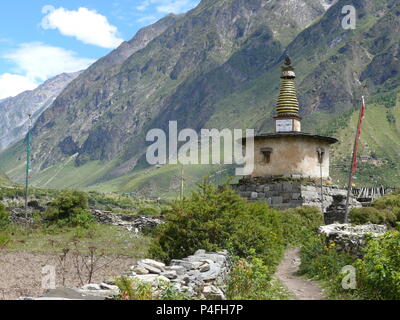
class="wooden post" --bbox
[344,96,365,223]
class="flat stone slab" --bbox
[40,288,106,300]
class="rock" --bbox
[138,262,162,274]
[79,289,119,298]
[170,259,196,270]
[134,274,161,283]
[82,284,101,291]
[203,285,226,300]
[100,283,119,291]
[161,271,178,280]
[199,264,211,272]
[200,263,221,281]
[140,259,166,270]
[165,265,185,275]
[131,265,149,275]
[134,274,170,284]
[39,288,105,300]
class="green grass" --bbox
[1,224,152,258]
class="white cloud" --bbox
[41,6,124,49]
[136,0,199,14]
[156,0,198,14]
[0,42,94,99]
[0,74,38,99]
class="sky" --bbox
[0,0,201,99]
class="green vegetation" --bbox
[349,191,400,226]
[149,180,323,300]
[0,224,151,257]
[45,190,95,229]
[369,92,398,109]
[355,229,400,300]
[299,236,354,283]
[115,277,190,300]
[226,253,293,300]
[299,227,400,300]
[299,192,400,300]
[0,202,11,231]
[350,207,397,227]
[149,181,286,265]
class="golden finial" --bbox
[276,55,300,117]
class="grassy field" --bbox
[1,224,152,258]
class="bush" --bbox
[373,192,400,210]
[350,207,397,226]
[149,182,285,266]
[45,191,94,228]
[299,235,354,281]
[355,230,400,300]
[115,276,190,300]
[281,207,324,246]
[0,202,11,231]
[226,254,272,300]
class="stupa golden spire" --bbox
[276,56,300,117]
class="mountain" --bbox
[1,0,399,195]
[0,72,81,150]
[0,170,12,186]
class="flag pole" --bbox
[25,114,32,222]
[344,96,365,223]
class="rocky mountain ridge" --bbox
[0,72,81,150]
[1,0,399,193]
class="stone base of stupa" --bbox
[230,176,361,224]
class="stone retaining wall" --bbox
[318,223,388,257]
[231,181,361,223]
[21,249,231,300]
[9,208,164,232]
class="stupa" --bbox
[232,56,360,221]
[246,55,337,180]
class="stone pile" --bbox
[10,208,35,225]
[318,223,387,256]
[91,210,164,232]
[24,250,231,300]
[125,250,230,299]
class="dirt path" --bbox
[275,247,326,300]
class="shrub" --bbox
[115,276,190,300]
[45,191,94,228]
[116,277,154,300]
[281,207,324,246]
[299,235,354,281]
[355,230,400,300]
[0,202,11,231]
[149,181,285,266]
[350,207,397,226]
[373,192,400,211]
[226,254,272,300]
